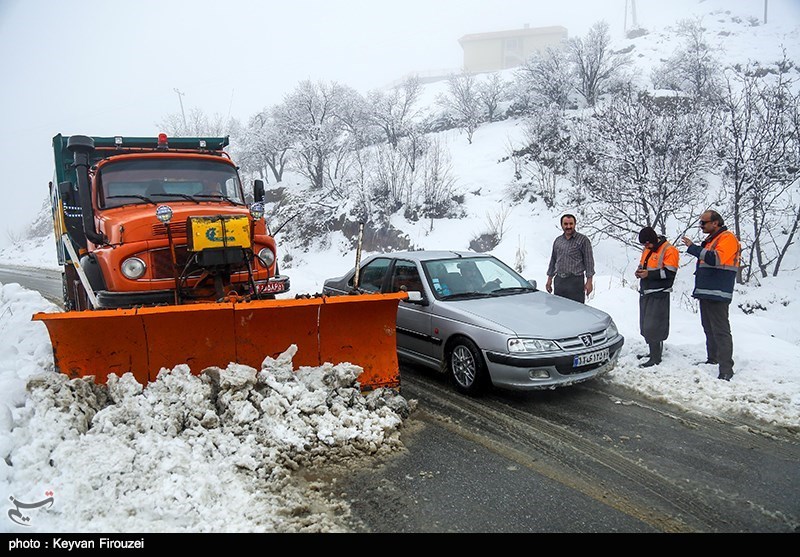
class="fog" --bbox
[1,0,797,245]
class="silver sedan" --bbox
[323,251,624,395]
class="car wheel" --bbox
[448,337,489,395]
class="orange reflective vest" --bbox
[687,228,741,302]
[638,239,679,295]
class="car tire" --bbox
[447,337,489,395]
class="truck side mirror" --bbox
[253,179,265,203]
[58,181,76,205]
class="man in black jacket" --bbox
[635,227,680,368]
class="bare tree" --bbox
[337,89,377,149]
[772,94,800,276]
[508,104,572,208]
[438,73,482,144]
[651,18,723,102]
[274,80,359,190]
[157,107,244,185]
[367,76,422,148]
[239,108,293,183]
[514,45,574,110]
[477,73,509,123]
[568,21,631,107]
[369,142,413,213]
[716,57,800,281]
[416,137,459,219]
[573,86,716,245]
[157,107,232,137]
[397,127,429,175]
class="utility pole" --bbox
[624,0,628,33]
[764,0,768,24]
[173,88,187,129]
[624,0,639,34]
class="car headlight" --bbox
[121,257,146,279]
[605,320,619,339]
[508,338,560,353]
[258,247,276,268]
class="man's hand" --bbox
[635,268,648,279]
[584,277,593,296]
[545,276,553,293]
[681,236,693,247]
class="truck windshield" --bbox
[97,158,245,209]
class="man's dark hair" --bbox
[561,213,576,224]
[706,210,724,226]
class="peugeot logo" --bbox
[579,334,593,347]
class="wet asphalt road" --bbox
[334,363,799,533]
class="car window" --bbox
[423,257,530,298]
[390,260,424,294]
[351,258,391,292]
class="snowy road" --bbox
[0,266,62,306]
[334,365,800,533]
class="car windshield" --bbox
[422,257,534,299]
[97,158,244,209]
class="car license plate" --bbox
[573,348,609,367]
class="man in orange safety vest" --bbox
[635,227,680,368]
[682,210,741,381]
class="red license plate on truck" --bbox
[261,281,286,293]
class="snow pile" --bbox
[1,285,413,533]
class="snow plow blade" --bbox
[32,292,407,390]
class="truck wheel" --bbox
[447,337,489,396]
[75,285,93,311]
[62,275,72,310]
[62,269,78,311]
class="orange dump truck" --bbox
[33,133,404,389]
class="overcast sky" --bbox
[1,0,798,244]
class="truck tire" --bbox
[61,270,76,311]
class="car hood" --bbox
[440,291,612,338]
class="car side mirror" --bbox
[528,279,538,290]
[404,290,428,306]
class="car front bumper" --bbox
[484,336,625,391]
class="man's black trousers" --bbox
[699,299,734,375]
[554,275,584,303]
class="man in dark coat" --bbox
[635,227,680,368]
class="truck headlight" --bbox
[121,257,146,279]
[250,202,265,221]
[257,248,275,268]
[508,338,560,353]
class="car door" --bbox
[346,257,392,292]
[387,259,436,363]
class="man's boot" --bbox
[639,341,662,368]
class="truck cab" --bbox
[50,133,289,310]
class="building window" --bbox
[504,37,522,54]
[503,37,524,68]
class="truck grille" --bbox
[151,246,191,278]
[152,221,188,238]
[149,246,250,279]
